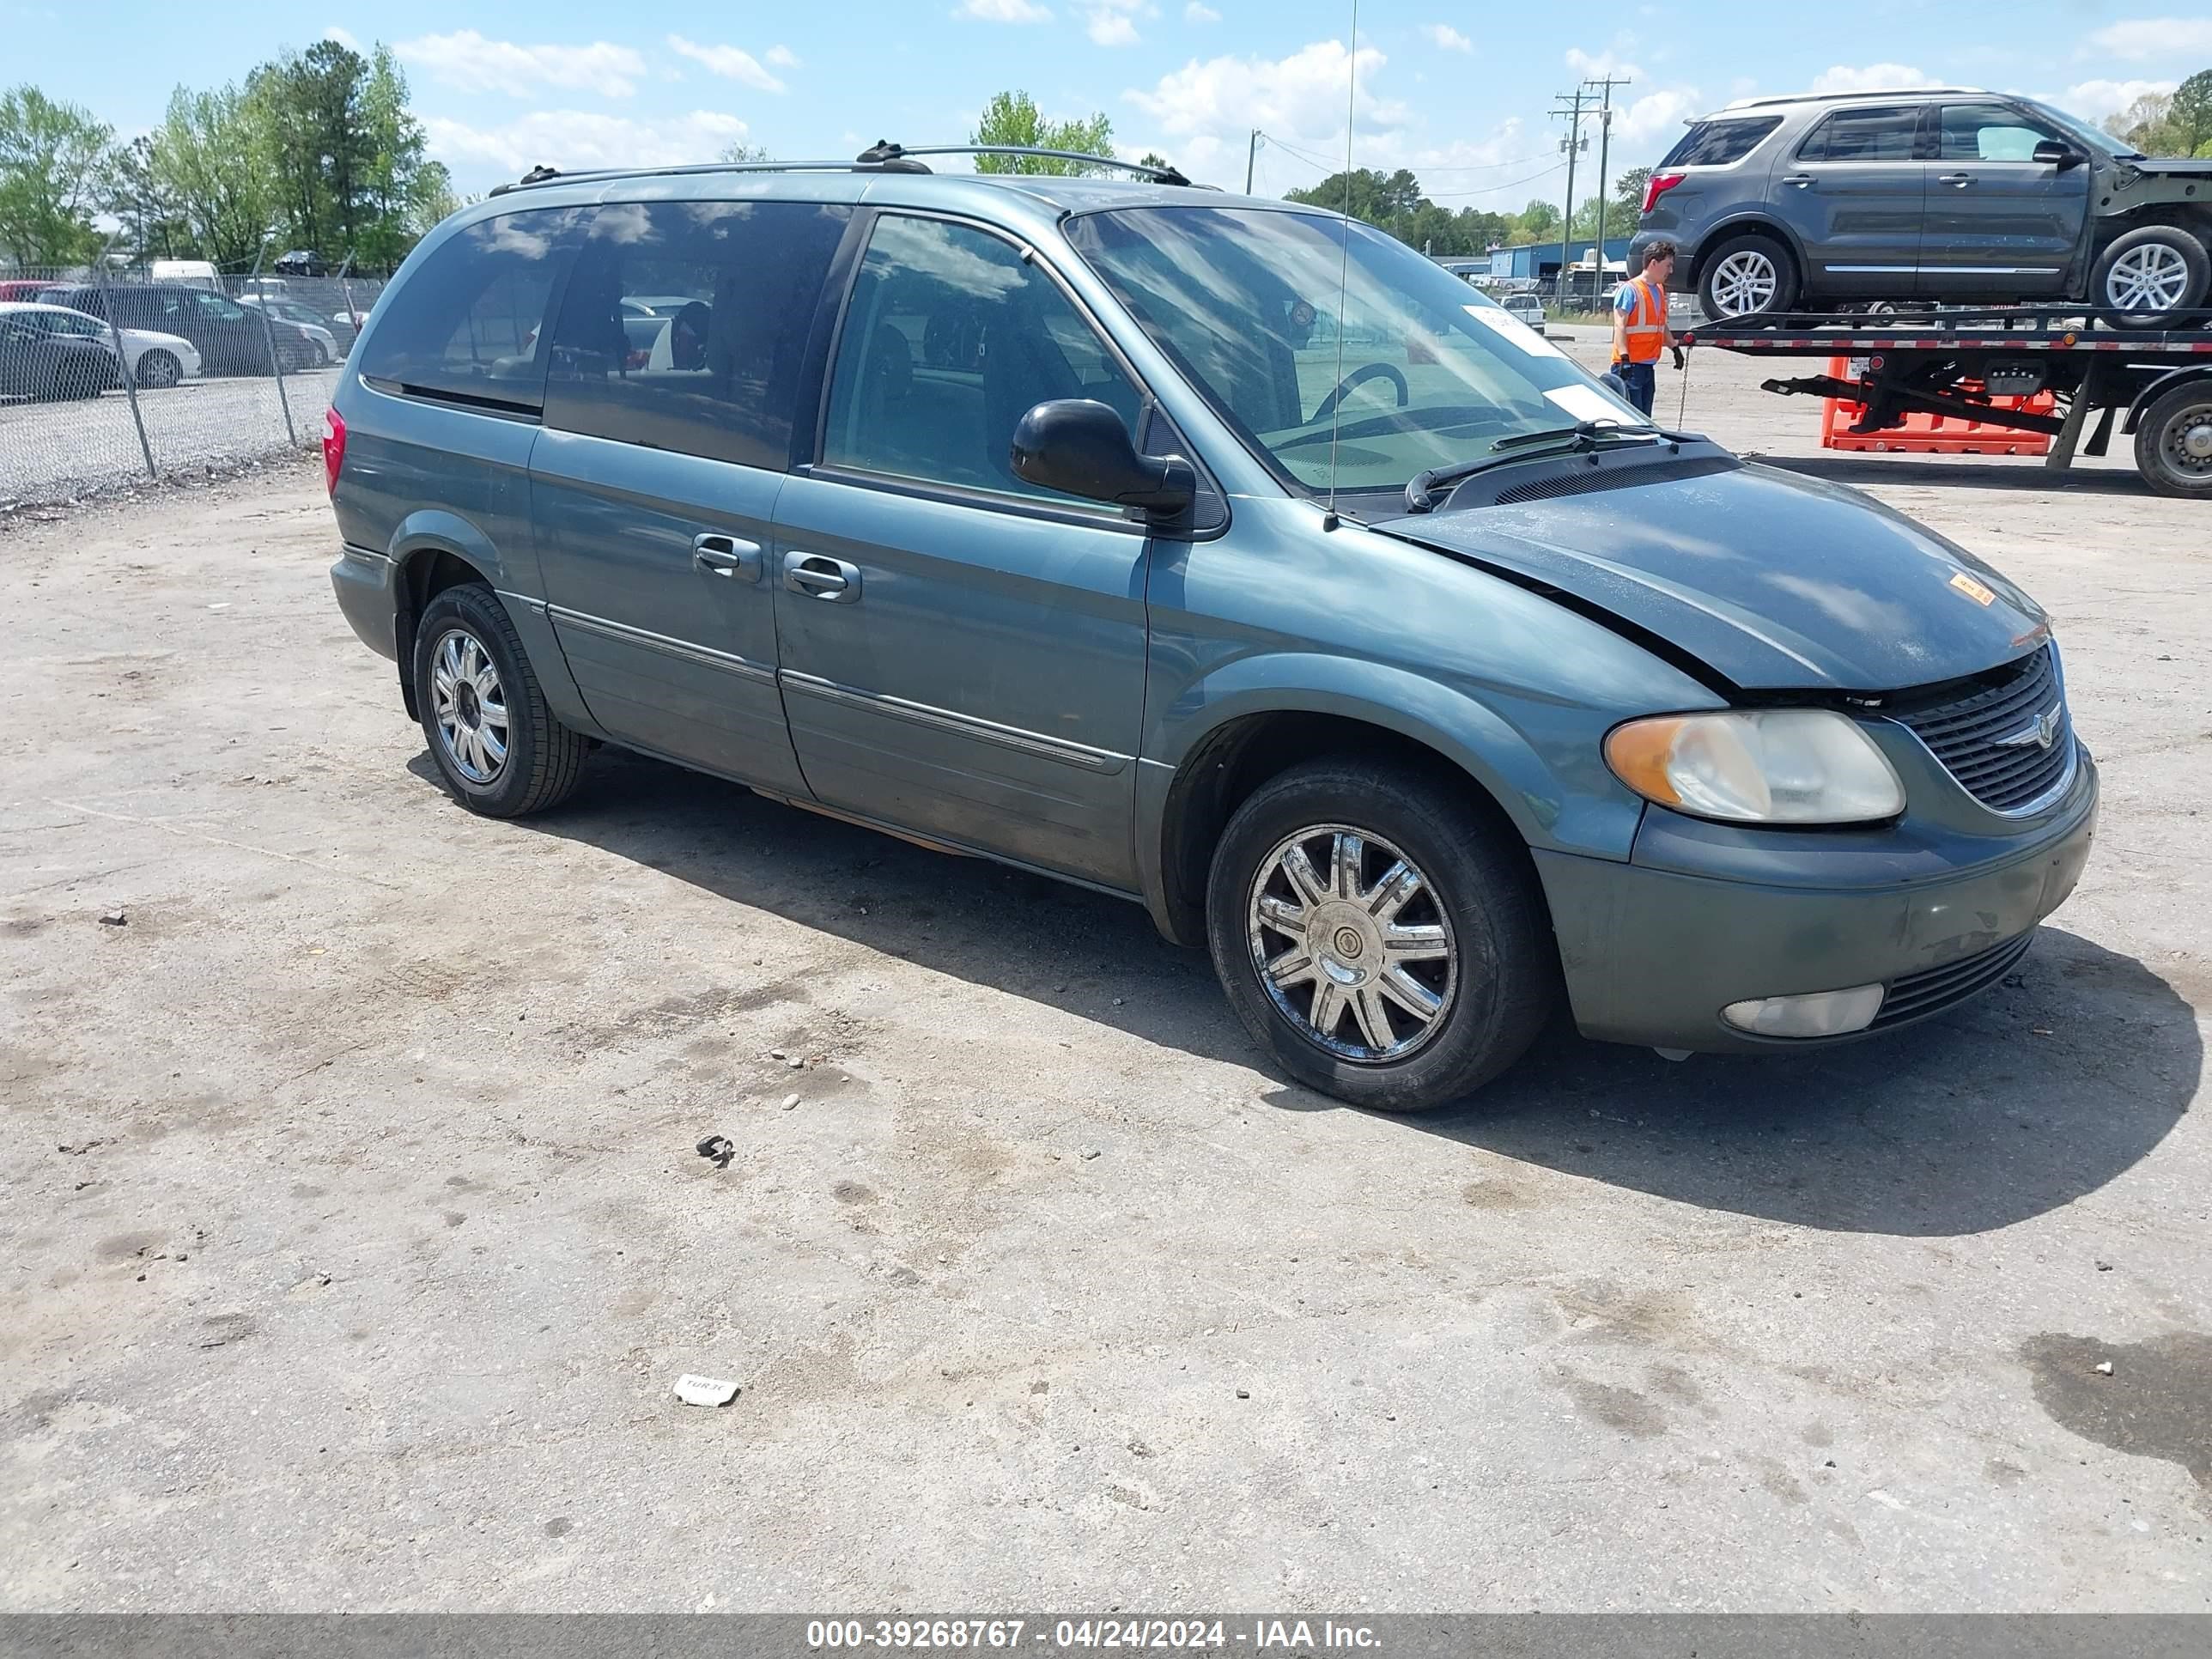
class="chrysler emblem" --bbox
[1997,703,2063,750]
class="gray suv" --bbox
[325,150,2096,1110]
[1635,88,2212,326]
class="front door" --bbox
[530,198,853,792]
[771,211,1152,890]
[1771,103,1929,298]
[1921,101,2089,297]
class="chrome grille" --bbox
[1871,931,2034,1029]
[1891,646,2072,813]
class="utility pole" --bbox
[1245,129,1262,194]
[1549,88,1592,307]
[1583,74,1632,297]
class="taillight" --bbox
[322,405,346,496]
[1643,171,1686,216]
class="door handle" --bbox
[1937,173,1974,187]
[781,550,861,603]
[693,532,763,582]
[1782,173,1814,188]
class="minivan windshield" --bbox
[1066,205,1650,499]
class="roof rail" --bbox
[1719,86,1986,111]
[489,141,1196,198]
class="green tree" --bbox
[1138,150,1170,171]
[1614,166,1653,212]
[0,85,114,266]
[1284,167,1425,231]
[1513,198,1561,243]
[102,134,192,262]
[970,90,1115,174]
[248,40,374,258]
[2106,91,2177,154]
[150,82,277,267]
[719,141,772,163]
[2167,69,2212,156]
[356,46,446,269]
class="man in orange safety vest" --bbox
[1610,239,1684,417]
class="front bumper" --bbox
[1535,745,2099,1052]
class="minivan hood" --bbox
[1373,459,2048,692]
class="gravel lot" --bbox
[2,347,2207,1612]
[0,368,337,507]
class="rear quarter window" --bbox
[356,209,583,411]
[1658,116,1782,168]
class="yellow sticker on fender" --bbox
[1950,570,1996,606]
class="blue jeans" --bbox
[1618,361,1656,416]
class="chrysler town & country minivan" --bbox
[325,152,2097,1111]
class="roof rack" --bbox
[491,141,1195,197]
[1719,86,1986,111]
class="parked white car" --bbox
[0,301,202,387]
[1503,291,1547,335]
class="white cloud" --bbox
[1423,24,1472,54]
[2087,18,2212,63]
[766,45,799,69]
[1127,40,1407,142]
[1806,63,1940,96]
[323,25,360,51]
[955,0,1053,21]
[665,36,787,94]
[396,31,648,99]
[424,110,752,175]
[2061,77,2176,119]
[1615,86,1703,143]
[1565,46,1638,80]
[1185,1,1220,20]
[1091,13,1140,45]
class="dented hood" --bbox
[1373,459,2049,692]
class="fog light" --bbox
[1721,983,1884,1037]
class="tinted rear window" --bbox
[1658,116,1782,168]
[356,210,582,411]
[542,198,849,469]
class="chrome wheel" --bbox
[430,627,509,784]
[1709,249,1778,316]
[1246,824,1457,1063]
[2160,399,2212,479]
[2105,242,2191,313]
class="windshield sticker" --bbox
[1543,384,1631,425]
[1463,304,1568,360]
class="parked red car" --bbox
[0,280,58,302]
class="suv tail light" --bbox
[1643,171,1686,216]
[322,405,346,496]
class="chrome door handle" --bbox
[1782,173,1814,188]
[1937,173,1973,187]
[693,532,763,581]
[781,550,861,603]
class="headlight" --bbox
[1604,708,1905,824]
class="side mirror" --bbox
[1599,369,1631,401]
[2032,139,2083,169]
[1009,398,1196,518]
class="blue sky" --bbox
[12,2,2212,206]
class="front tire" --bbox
[1206,759,1557,1112]
[412,584,590,817]
[2135,380,2212,498]
[1697,232,1800,325]
[2093,226,2210,331]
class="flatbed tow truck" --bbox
[1678,305,2212,498]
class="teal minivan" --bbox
[325,148,2096,1111]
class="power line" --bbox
[1425,161,1565,200]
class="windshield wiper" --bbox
[1401,421,1653,514]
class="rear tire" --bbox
[139,350,182,389]
[411,584,590,817]
[2093,225,2210,331]
[2134,380,2212,498]
[1697,232,1800,325]
[1205,758,1557,1113]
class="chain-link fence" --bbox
[0,262,386,509]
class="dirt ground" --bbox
[3,349,2208,1612]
